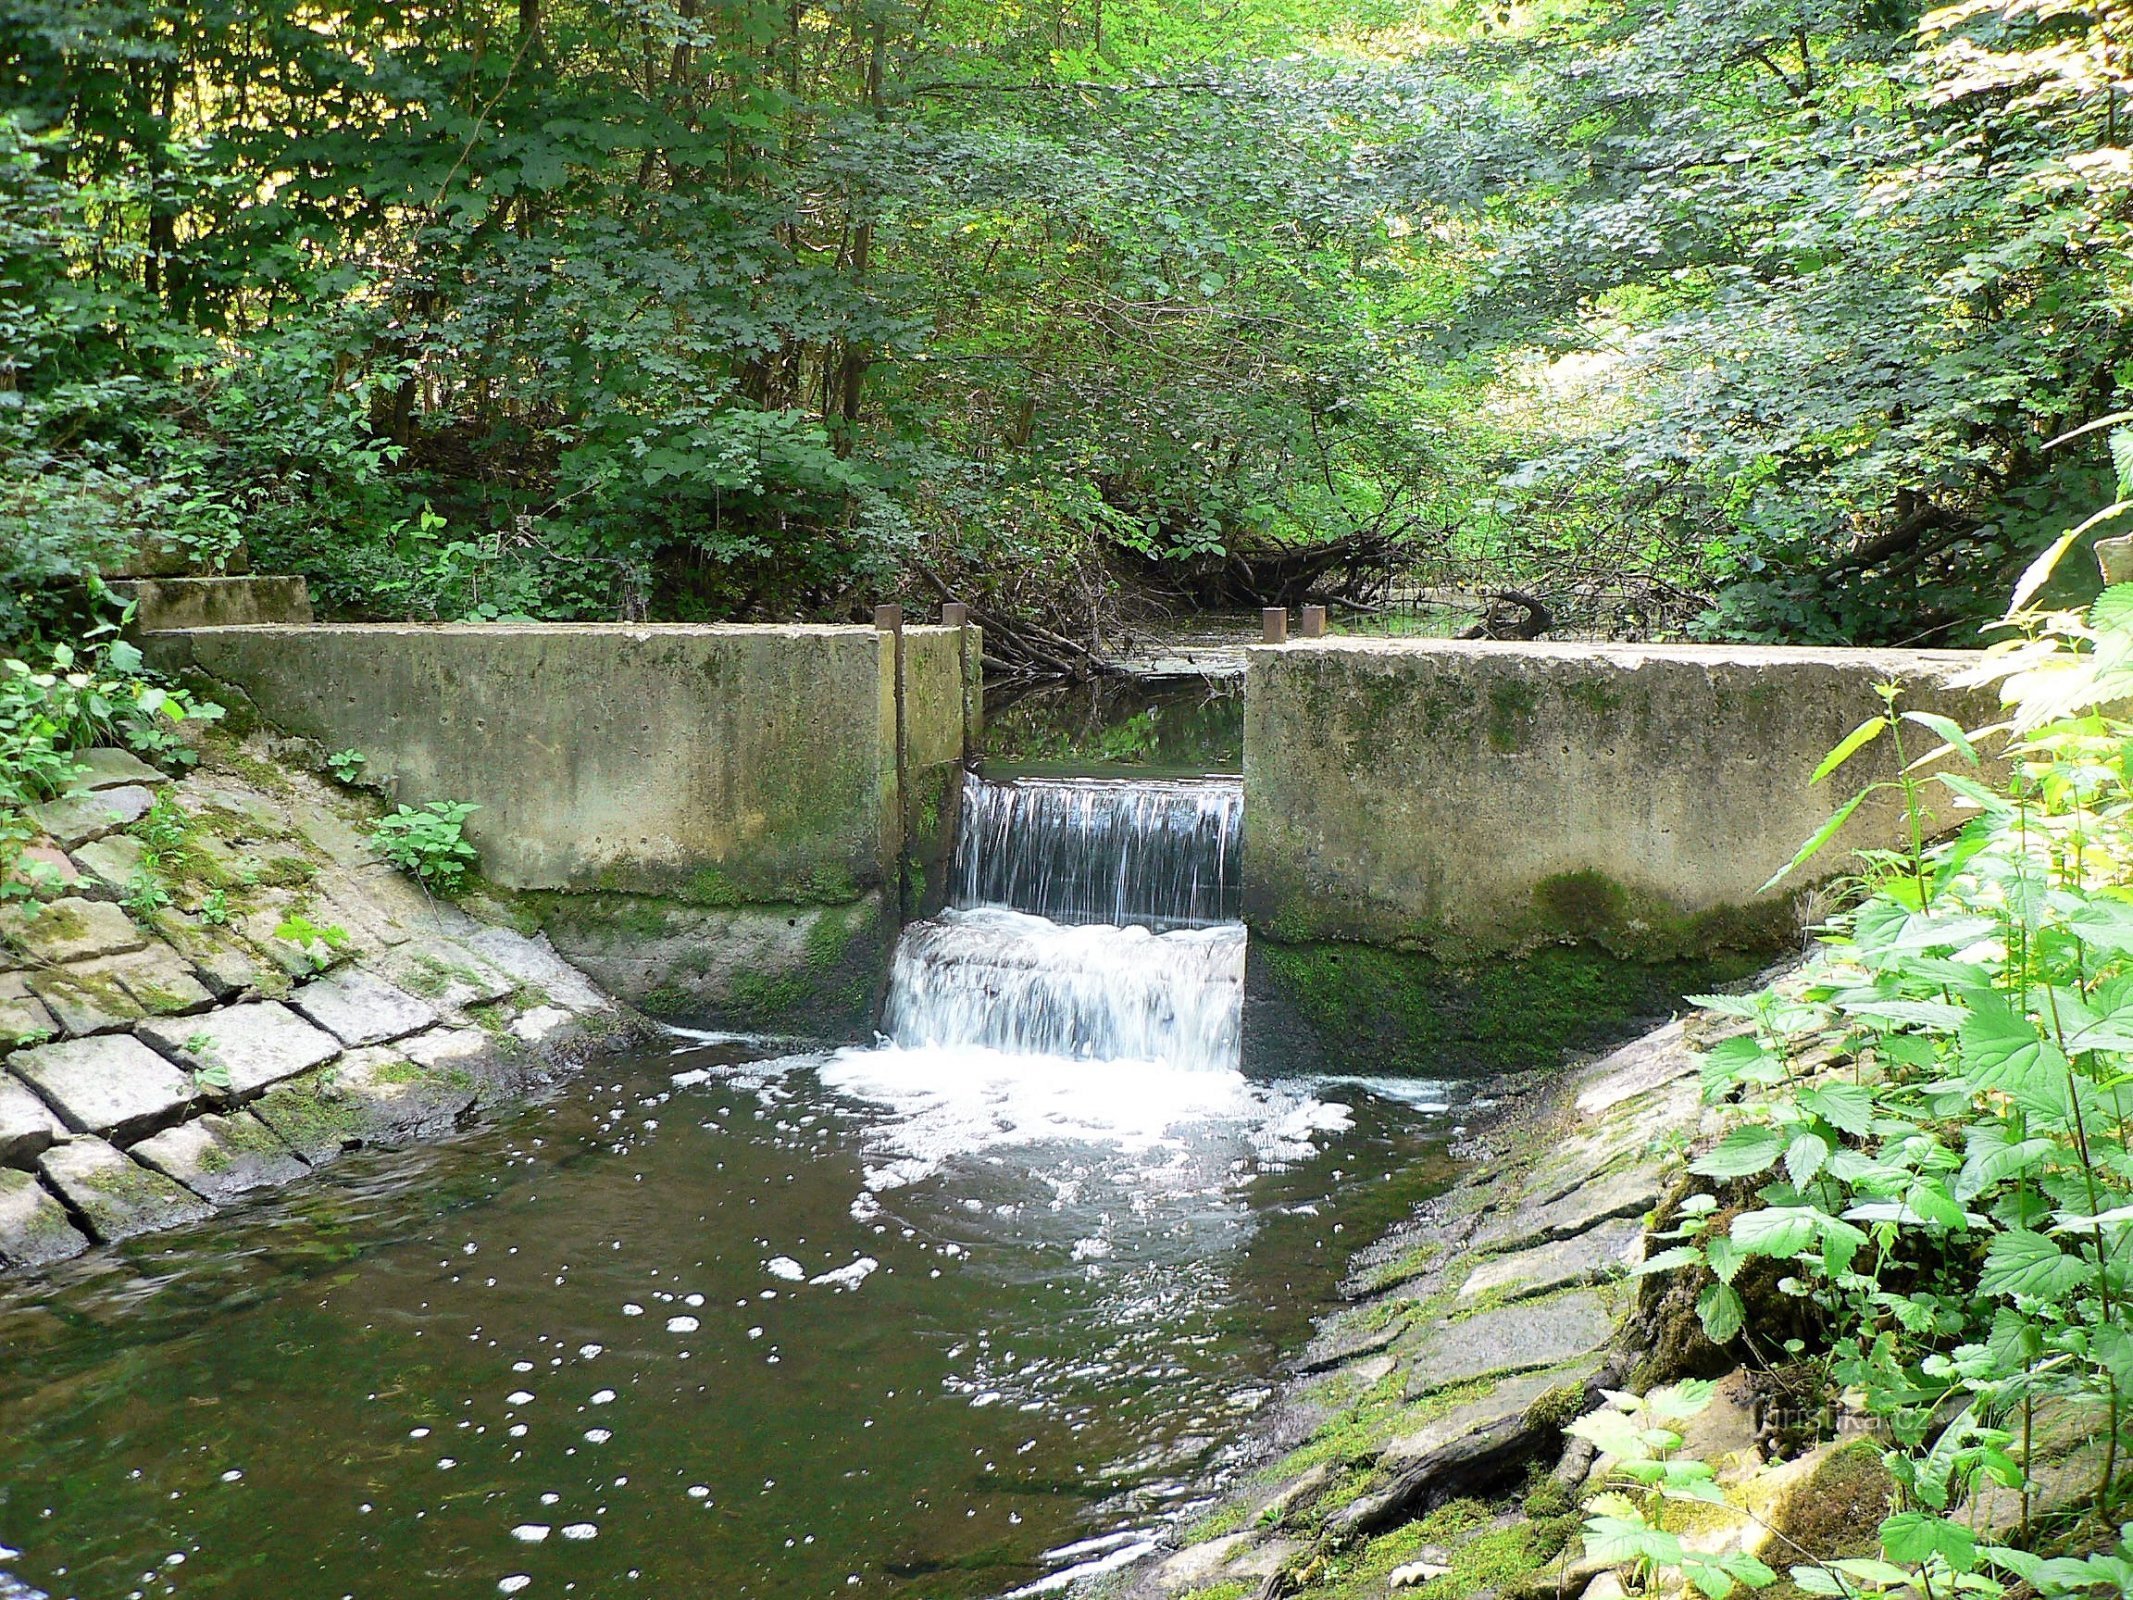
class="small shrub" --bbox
[369,800,478,892]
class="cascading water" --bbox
[953,772,1243,929]
[878,770,1247,1070]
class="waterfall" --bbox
[883,908,1244,1074]
[952,772,1242,930]
[876,772,1247,1071]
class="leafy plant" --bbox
[198,887,230,926]
[183,1031,232,1092]
[326,749,367,785]
[272,914,348,973]
[1571,1382,1778,1599]
[369,801,478,893]
[1648,461,2133,1597]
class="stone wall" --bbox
[1241,638,2003,1072]
[146,621,977,1031]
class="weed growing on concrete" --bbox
[369,800,478,892]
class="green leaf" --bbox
[1957,991,2069,1095]
[1977,1229,2090,1300]
[1786,1131,1831,1186]
[1800,1083,1877,1138]
[1698,1282,1745,1343]
[1731,1206,1823,1258]
[1880,1511,1977,1572]
[1900,711,1978,768]
[1761,790,1873,894]
[1691,1125,1786,1179]
[1814,717,1888,785]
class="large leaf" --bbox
[1977,1229,2090,1301]
[1691,1125,1786,1179]
[1730,1205,1824,1258]
[1813,716,1887,785]
[1760,790,1873,894]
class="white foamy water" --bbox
[882,907,1244,1072]
[817,1044,1349,1191]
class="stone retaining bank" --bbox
[1108,1005,1757,1600]
[0,742,652,1274]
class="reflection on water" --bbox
[979,680,1242,778]
[0,1037,1463,1600]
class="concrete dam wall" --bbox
[150,619,981,1032]
[1240,637,2004,1071]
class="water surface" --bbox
[0,1038,1462,1600]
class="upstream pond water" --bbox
[0,1035,1466,1600]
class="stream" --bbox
[0,690,1472,1600]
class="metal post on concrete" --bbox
[1262,607,1289,644]
[874,602,904,631]
[1300,604,1326,639]
[940,601,968,628]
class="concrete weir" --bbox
[148,619,981,1032]
[1240,637,2003,1072]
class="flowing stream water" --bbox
[0,766,1466,1600]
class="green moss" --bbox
[1486,679,1541,752]
[683,867,746,908]
[1249,936,1763,1076]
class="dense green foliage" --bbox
[1639,467,2133,1593]
[0,0,2127,639]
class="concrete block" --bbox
[72,748,170,791]
[39,1136,214,1242]
[137,1001,341,1100]
[25,785,154,847]
[124,575,313,631]
[0,1076,65,1166]
[8,1033,199,1141]
[1243,639,2004,954]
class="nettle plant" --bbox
[1650,459,2133,1597]
[368,801,478,893]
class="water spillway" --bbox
[951,771,1242,930]
[880,771,1247,1069]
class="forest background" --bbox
[2,0,2128,649]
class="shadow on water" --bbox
[0,1036,1467,1600]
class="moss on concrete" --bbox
[1246,934,1763,1076]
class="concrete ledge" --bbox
[1243,637,2002,956]
[121,577,313,630]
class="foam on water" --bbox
[816,1044,1350,1192]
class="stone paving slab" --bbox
[5,896,151,964]
[68,834,147,899]
[1402,1289,1618,1396]
[20,841,80,891]
[251,1048,478,1164]
[1472,1164,1663,1255]
[457,926,609,1013]
[0,1076,66,1166]
[138,1001,342,1100]
[380,939,516,1012]
[1381,1367,1594,1464]
[289,967,437,1047]
[0,1168,88,1269]
[8,1033,199,1141]
[26,784,154,847]
[73,748,170,791]
[39,1135,213,1242]
[103,943,217,1016]
[131,1112,309,1204]
[1574,1020,1697,1117]
[27,959,146,1036]
[147,909,274,999]
[0,976,56,1048]
[1460,1217,1646,1303]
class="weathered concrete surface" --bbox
[131,1111,309,1204]
[8,1034,200,1142]
[121,575,314,631]
[1243,638,2002,952]
[151,622,973,907]
[40,1136,215,1241]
